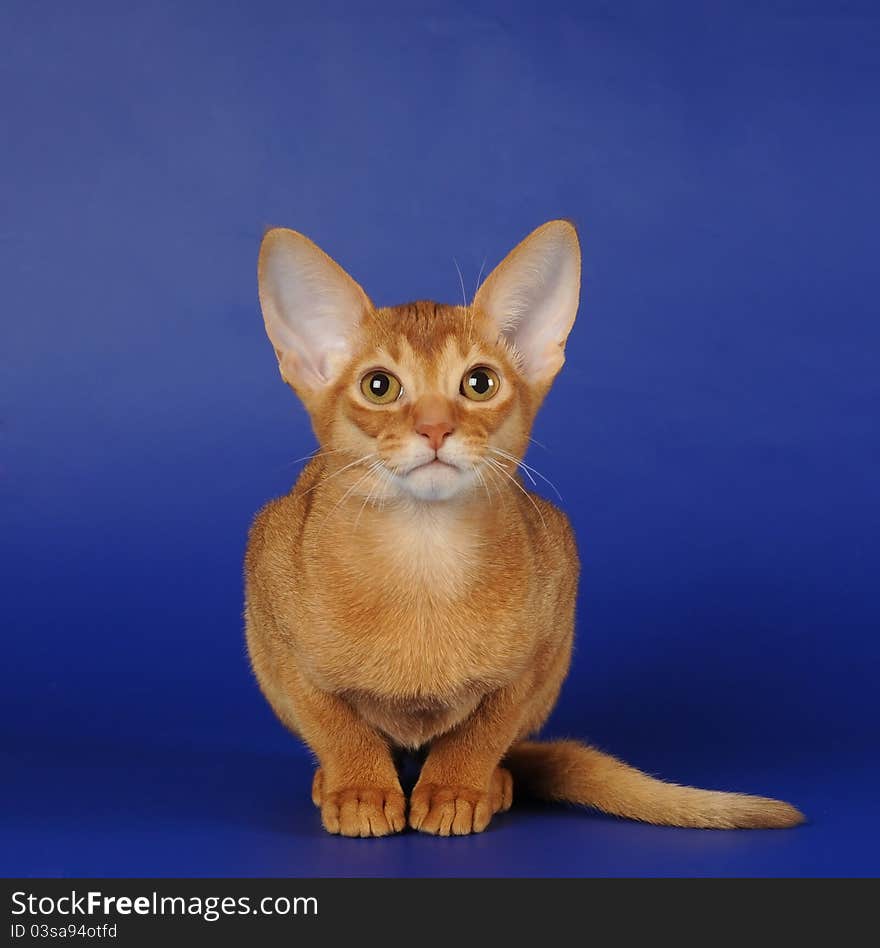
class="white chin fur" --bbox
[394,463,472,501]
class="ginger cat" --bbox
[245,221,804,837]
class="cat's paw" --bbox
[319,784,407,837]
[489,766,514,814]
[409,782,494,836]
[409,768,513,835]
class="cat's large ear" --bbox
[473,220,581,386]
[258,228,373,392]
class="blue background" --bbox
[3,1,878,877]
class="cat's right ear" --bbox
[257,228,373,393]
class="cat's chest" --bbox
[297,511,530,700]
[319,504,487,607]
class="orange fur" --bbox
[245,221,804,836]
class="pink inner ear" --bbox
[258,229,373,391]
[472,221,581,383]
[278,339,354,391]
[278,349,307,387]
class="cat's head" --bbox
[257,220,581,502]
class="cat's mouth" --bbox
[409,458,458,473]
[390,455,470,501]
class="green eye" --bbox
[360,370,402,404]
[460,366,500,402]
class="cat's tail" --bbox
[503,740,804,829]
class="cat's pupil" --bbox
[370,374,390,396]
[469,371,491,394]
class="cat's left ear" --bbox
[473,220,581,386]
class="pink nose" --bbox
[415,420,455,451]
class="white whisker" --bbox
[377,466,390,513]
[354,476,379,529]
[279,447,346,470]
[486,457,546,528]
[353,460,394,529]
[453,257,467,307]
[490,447,563,501]
[474,256,487,297]
[485,460,518,508]
[492,450,537,487]
[482,459,504,502]
[472,462,492,506]
[302,452,376,495]
[319,460,381,526]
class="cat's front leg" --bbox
[285,672,406,837]
[409,682,528,836]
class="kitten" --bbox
[245,221,804,836]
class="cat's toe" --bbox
[490,766,513,813]
[320,786,406,837]
[311,768,324,807]
[409,783,497,836]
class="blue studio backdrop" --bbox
[2,1,878,877]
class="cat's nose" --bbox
[415,419,455,451]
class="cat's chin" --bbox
[394,460,471,502]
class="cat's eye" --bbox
[460,366,500,402]
[360,370,402,404]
